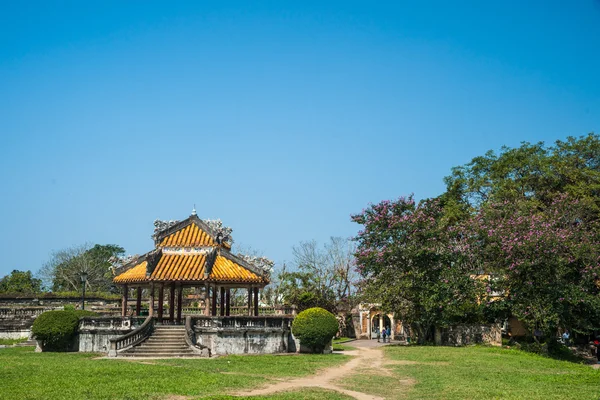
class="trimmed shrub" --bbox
[31,310,97,351]
[292,307,339,353]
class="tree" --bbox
[0,270,42,294]
[279,238,358,313]
[352,196,487,343]
[354,134,600,341]
[459,193,600,336]
[39,244,125,293]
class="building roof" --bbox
[113,213,268,286]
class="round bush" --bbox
[32,310,96,351]
[292,307,339,353]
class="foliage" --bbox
[31,310,96,351]
[39,244,125,293]
[279,237,358,313]
[292,307,339,353]
[458,194,600,335]
[353,134,600,340]
[352,196,487,342]
[0,270,42,294]
[0,347,349,400]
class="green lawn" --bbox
[0,347,349,400]
[3,344,599,400]
[0,338,27,346]
[339,345,600,400]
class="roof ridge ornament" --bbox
[153,219,180,237]
[191,205,197,216]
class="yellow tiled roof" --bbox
[160,223,215,247]
[113,253,266,284]
[212,255,264,283]
[151,253,209,281]
[113,261,148,284]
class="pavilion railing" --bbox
[184,316,210,356]
[180,305,296,316]
[108,314,154,357]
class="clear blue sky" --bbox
[1,1,599,278]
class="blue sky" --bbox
[1,1,599,278]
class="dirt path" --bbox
[233,341,395,400]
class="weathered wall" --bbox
[436,324,502,346]
[0,307,54,339]
[192,316,294,355]
[77,317,145,352]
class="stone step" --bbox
[130,347,191,353]
[150,335,185,340]
[144,342,185,347]
[123,354,196,358]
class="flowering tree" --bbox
[460,194,600,335]
[352,196,486,343]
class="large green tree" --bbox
[39,244,125,293]
[354,134,600,340]
[0,270,42,294]
[352,196,487,343]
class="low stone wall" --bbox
[0,307,58,339]
[191,316,295,355]
[435,324,502,346]
[77,317,145,352]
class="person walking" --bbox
[382,328,387,343]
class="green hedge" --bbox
[292,307,339,353]
[31,310,97,352]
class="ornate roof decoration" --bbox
[204,219,234,245]
[153,219,180,238]
[236,254,274,276]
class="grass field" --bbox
[0,347,350,400]
[339,345,600,400]
[2,344,599,399]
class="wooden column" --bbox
[220,287,225,316]
[247,286,253,316]
[176,285,183,324]
[136,286,142,316]
[158,284,164,322]
[169,283,175,322]
[149,283,155,317]
[225,288,231,316]
[253,287,259,316]
[211,285,218,316]
[204,284,210,316]
[121,284,128,317]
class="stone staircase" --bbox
[118,325,198,357]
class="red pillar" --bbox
[136,286,142,316]
[253,287,259,316]
[158,284,164,322]
[169,283,175,322]
[220,287,225,316]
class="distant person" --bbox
[376,328,380,342]
[382,328,387,343]
[594,337,600,364]
[562,330,570,346]
[386,327,391,341]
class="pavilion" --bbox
[112,211,270,324]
